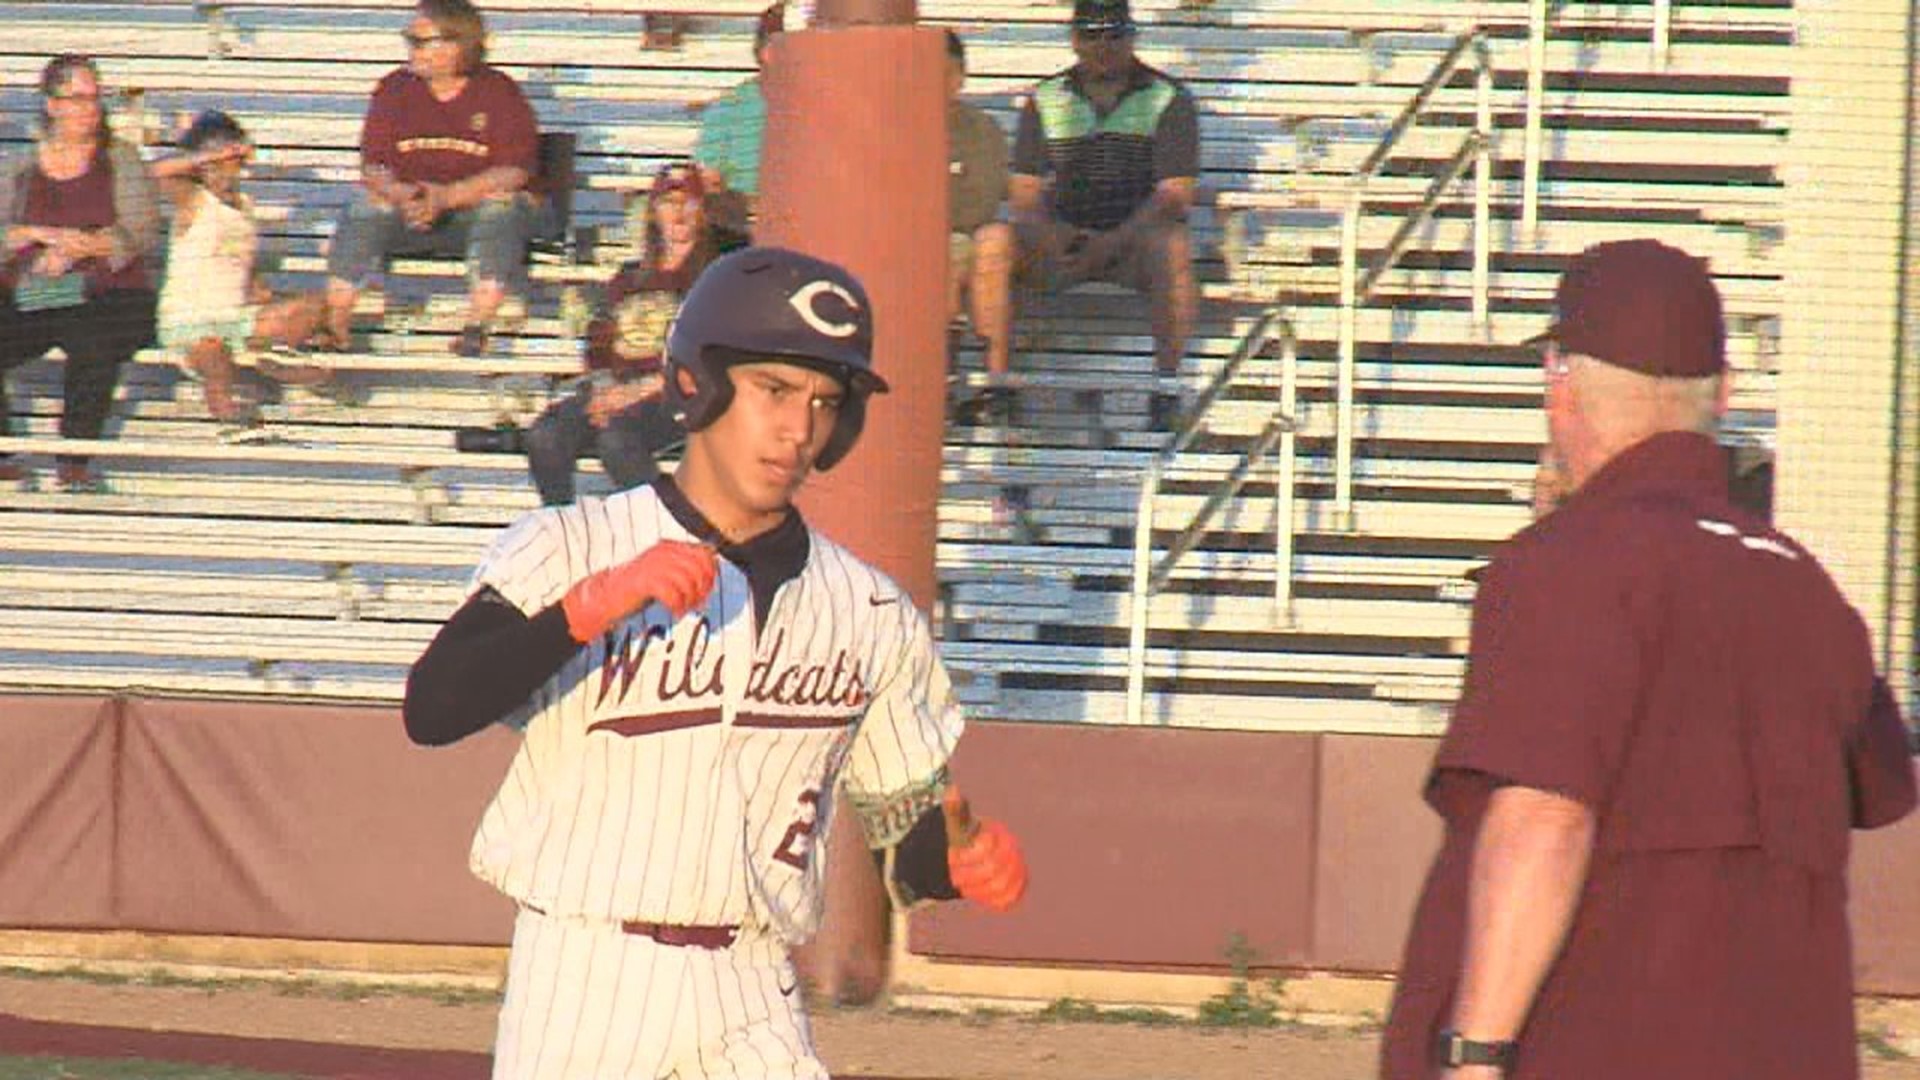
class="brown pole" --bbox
[756,17,949,1004]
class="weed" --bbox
[1194,933,1285,1028]
[1860,1028,1911,1061]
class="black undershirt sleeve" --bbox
[873,803,960,906]
[402,586,582,746]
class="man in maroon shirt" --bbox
[323,0,543,356]
[1381,239,1917,1080]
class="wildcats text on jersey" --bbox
[593,619,871,719]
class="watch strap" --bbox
[1435,1029,1518,1070]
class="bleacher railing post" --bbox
[1274,328,1299,624]
[1523,0,1547,244]
[1126,459,1164,726]
[1652,0,1672,71]
[1336,201,1359,531]
[1473,38,1493,338]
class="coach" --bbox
[1380,239,1917,1080]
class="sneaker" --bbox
[217,422,280,446]
[0,458,31,489]
[1148,390,1187,434]
[302,378,365,408]
[55,460,104,494]
[951,385,1019,428]
[453,323,491,358]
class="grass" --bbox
[0,966,499,1008]
[1862,1028,1913,1062]
[0,1059,307,1079]
[1032,998,1185,1027]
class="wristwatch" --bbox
[1434,1029,1517,1071]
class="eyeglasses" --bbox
[1541,344,1573,380]
[402,31,453,49]
[50,91,102,103]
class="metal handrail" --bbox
[1332,28,1495,530]
[1653,0,1672,70]
[1522,0,1547,239]
[1125,310,1298,726]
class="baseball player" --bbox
[403,245,1028,1080]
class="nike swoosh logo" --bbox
[868,594,899,607]
[778,970,799,997]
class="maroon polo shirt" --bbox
[1381,431,1916,1080]
[360,66,538,188]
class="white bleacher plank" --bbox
[0,510,495,567]
[0,608,432,665]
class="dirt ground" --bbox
[0,972,1917,1079]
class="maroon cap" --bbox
[649,160,705,202]
[1529,239,1726,378]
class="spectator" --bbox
[0,54,162,492]
[152,110,342,438]
[693,1,785,251]
[976,0,1199,430]
[523,162,713,506]
[943,29,1016,421]
[323,0,545,358]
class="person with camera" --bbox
[518,161,714,505]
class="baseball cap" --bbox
[1072,0,1136,34]
[650,160,705,201]
[1527,239,1726,378]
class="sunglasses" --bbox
[402,31,453,49]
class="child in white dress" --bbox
[154,111,338,430]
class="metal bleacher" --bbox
[0,0,1792,730]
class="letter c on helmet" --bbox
[789,280,860,339]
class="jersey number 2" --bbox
[772,789,822,870]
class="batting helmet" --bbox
[664,246,887,471]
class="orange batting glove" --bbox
[942,786,1027,913]
[560,540,718,643]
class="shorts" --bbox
[1014,218,1178,294]
[949,230,974,271]
[159,308,259,357]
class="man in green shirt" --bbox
[962,0,1199,431]
[694,2,784,251]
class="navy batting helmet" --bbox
[664,246,887,471]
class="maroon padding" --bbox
[1311,734,1443,973]
[0,695,117,928]
[115,698,517,945]
[1847,766,1920,994]
[909,721,1319,970]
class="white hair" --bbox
[1564,352,1723,449]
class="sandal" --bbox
[307,328,353,354]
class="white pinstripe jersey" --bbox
[464,483,961,944]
